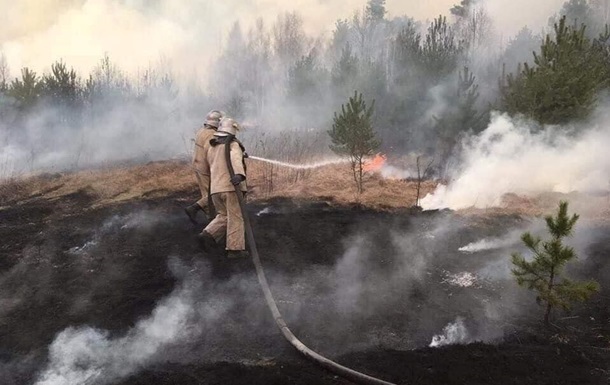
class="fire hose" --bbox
[224,141,397,385]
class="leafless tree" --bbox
[246,18,272,116]
[273,12,309,72]
[415,155,434,208]
[0,51,9,90]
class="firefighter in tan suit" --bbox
[198,118,249,259]
[184,110,224,224]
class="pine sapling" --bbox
[328,91,379,194]
[511,201,599,327]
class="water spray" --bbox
[248,155,349,170]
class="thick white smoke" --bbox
[458,227,530,253]
[429,317,469,347]
[34,258,230,385]
[422,112,610,210]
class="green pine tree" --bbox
[8,68,42,111]
[501,15,610,125]
[434,66,487,167]
[331,43,359,98]
[42,61,82,125]
[365,0,387,23]
[328,91,379,194]
[421,16,463,80]
[511,201,599,326]
[288,50,325,102]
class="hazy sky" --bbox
[0,0,565,77]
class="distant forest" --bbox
[1,0,610,172]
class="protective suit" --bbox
[185,110,224,223]
[200,118,248,258]
[192,125,217,208]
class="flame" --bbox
[363,153,387,172]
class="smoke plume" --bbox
[34,257,230,385]
[422,112,610,210]
[429,317,469,347]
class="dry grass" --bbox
[1,159,608,221]
[457,191,610,222]
[0,160,193,208]
[0,159,435,209]
[246,160,437,208]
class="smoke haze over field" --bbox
[0,0,607,212]
[34,258,224,385]
[0,0,564,76]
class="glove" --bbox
[231,174,245,186]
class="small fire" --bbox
[363,153,387,172]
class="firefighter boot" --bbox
[197,231,217,252]
[227,250,250,259]
[184,203,202,224]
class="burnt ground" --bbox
[0,188,609,385]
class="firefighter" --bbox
[184,110,224,224]
[199,117,249,259]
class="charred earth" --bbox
[0,188,608,385]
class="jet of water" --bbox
[248,156,349,170]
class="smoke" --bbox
[0,0,578,177]
[459,237,516,253]
[429,317,469,347]
[286,212,538,352]
[380,164,414,180]
[0,1,448,76]
[332,236,372,314]
[0,0,565,75]
[485,0,564,36]
[34,257,230,385]
[2,201,606,383]
[458,227,529,253]
[422,112,610,210]
[2,0,221,77]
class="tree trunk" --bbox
[544,267,555,327]
[357,157,361,194]
[544,302,552,327]
[416,156,422,207]
[351,158,358,191]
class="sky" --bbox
[0,0,565,79]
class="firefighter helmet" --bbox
[215,117,240,137]
[204,110,224,128]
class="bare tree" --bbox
[452,2,494,55]
[415,155,434,208]
[0,51,9,91]
[246,18,272,116]
[273,12,309,71]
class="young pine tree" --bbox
[501,16,610,125]
[511,201,599,326]
[328,91,379,194]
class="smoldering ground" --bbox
[2,191,608,384]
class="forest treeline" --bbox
[1,0,609,170]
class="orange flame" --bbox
[363,153,387,172]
